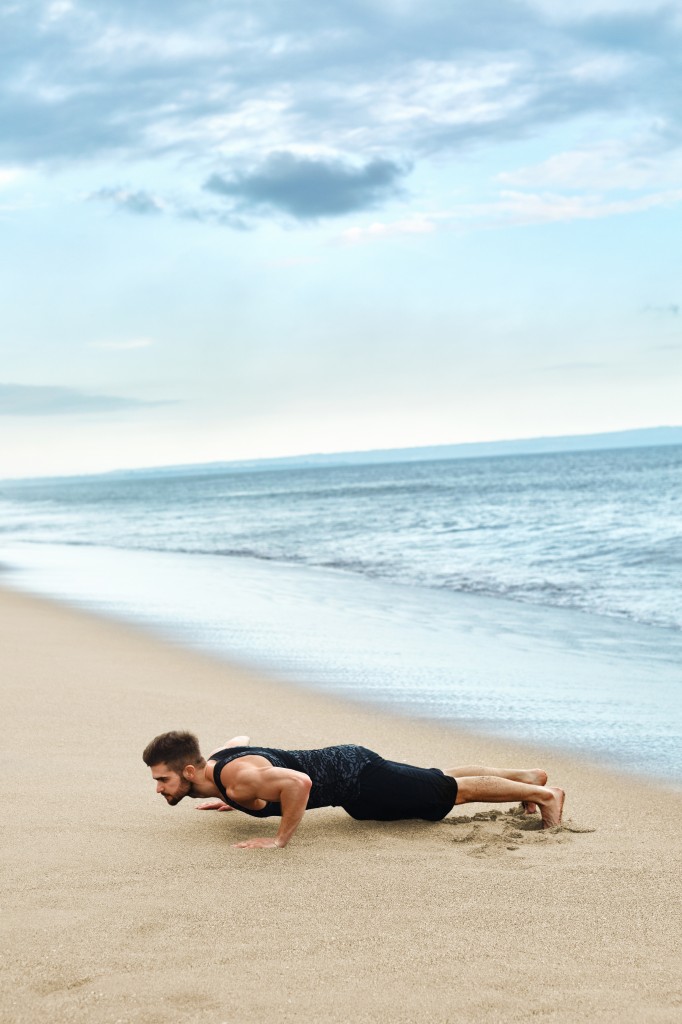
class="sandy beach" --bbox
[2,584,681,1024]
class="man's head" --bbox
[142,730,207,806]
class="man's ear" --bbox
[182,764,197,780]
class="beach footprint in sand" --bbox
[449,805,595,861]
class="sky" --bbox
[1,0,681,478]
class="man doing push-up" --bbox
[143,731,565,849]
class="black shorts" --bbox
[342,756,458,822]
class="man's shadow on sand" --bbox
[159,802,595,861]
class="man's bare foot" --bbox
[521,769,548,814]
[540,787,565,829]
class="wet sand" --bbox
[1,585,681,1023]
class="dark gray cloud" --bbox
[204,153,407,220]
[0,383,171,416]
[88,187,163,215]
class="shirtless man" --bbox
[143,730,565,849]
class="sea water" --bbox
[1,446,681,780]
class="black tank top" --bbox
[210,744,378,818]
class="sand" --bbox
[1,585,681,1024]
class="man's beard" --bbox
[166,779,200,805]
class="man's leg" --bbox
[453,775,565,829]
[446,766,547,784]
[445,766,547,814]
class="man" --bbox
[143,730,565,849]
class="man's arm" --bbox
[228,764,313,849]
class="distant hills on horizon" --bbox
[86,424,682,480]
[5,425,682,484]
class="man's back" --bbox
[209,743,378,812]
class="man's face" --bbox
[151,762,197,805]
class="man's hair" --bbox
[142,731,206,772]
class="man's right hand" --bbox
[196,800,234,812]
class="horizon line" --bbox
[2,424,681,485]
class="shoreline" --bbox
[4,541,682,784]
[2,583,682,1023]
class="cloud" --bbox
[86,186,253,228]
[570,7,679,52]
[642,303,680,316]
[87,187,164,215]
[529,1,669,16]
[341,186,682,239]
[2,4,680,165]
[529,1,676,27]
[0,167,21,187]
[340,215,436,244]
[204,152,407,220]
[41,1,75,27]
[177,204,251,230]
[433,187,682,229]
[497,136,682,193]
[2,2,682,225]
[0,383,171,415]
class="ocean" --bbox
[1,445,681,780]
